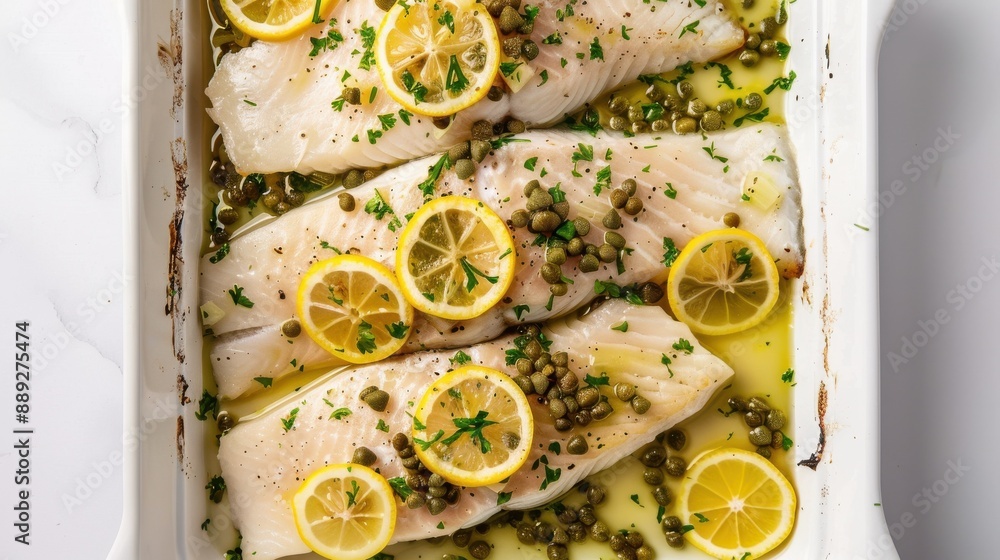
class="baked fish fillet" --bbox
[201,125,801,398]
[206,0,744,174]
[219,300,734,560]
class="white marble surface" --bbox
[1,0,996,558]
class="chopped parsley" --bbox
[209,243,230,264]
[450,350,472,365]
[673,339,694,354]
[782,366,795,383]
[281,407,300,432]
[206,475,226,503]
[228,285,254,308]
[376,419,390,432]
[524,157,538,171]
[356,321,377,354]
[388,477,413,499]
[363,189,403,231]
[611,321,629,332]
[733,247,754,281]
[542,32,563,45]
[589,37,604,61]
[254,376,273,388]
[565,109,602,136]
[437,9,455,33]
[708,62,734,89]
[325,401,352,420]
[733,107,770,127]
[500,61,523,78]
[401,70,428,104]
[584,372,610,387]
[513,304,530,321]
[664,182,678,199]
[497,492,513,505]
[345,479,361,507]
[764,70,798,95]
[460,257,498,292]
[679,20,700,38]
[356,21,376,70]
[309,23,344,56]
[661,237,680,267]
[445,55,470,94]
[195,390,219,421]
[388,321,409,339]
[417,154,451,197]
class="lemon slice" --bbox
[297,255,414,364]
[666,228,780,336]
[292,464,397,560]
[221,0,335,41]
[677,448,797,559]
[395,196,516,320]
[411,365,533,487]
[375,0,500,116]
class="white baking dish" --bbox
[112,0,902,558]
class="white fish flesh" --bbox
[206,0,744,174]
[202,125,801,398]
[218,300,734,560]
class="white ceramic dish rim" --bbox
[113,1,903,558]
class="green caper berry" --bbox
[745,33,762,51]
[217,412,235,433]
[218,207,240,226]
[224,186,247,207]
[548,398,568,419]
[604,231,626,250]
[609,116,629,131]
[405,493,425,509]
[766,409,787,431]
[624,197,644,216]
[701,110,724,132]
[552,201,570,220]
[498,5,524,33]
[777,3,789,24]
[546,544,569,560]
[397,446,415,459]
[631,121,649,134]
[572,217,591,237]
[631,395,652,415]
[639,282,664,305]
[523,179,541,198]
[261,191,282,209]
[652,485,672,507]
[476,521,491,534]
[579,254,600,273]
[541,263,563,285]
[615,180,635,198]
[740,49,761,67]
[362,389,390,412]
[343,169,365,189]
[757,446,772,458]
[673,117,698,134]
[664,94,683,111]
[524,339,542,359]
[598,243,618,263]
[427,497,447,515]
[728,395,748,412]
[676,80,694,99]
[242,178,262,202]
[577,504,597,526]
[351,446,377,467]
[744,93,764,112]
[627,105,644,122]
[374,0,395,10]
[565,237,584,257]
[455,158,476,180]
[487,85,505,102]
[546,247,567,266]
[342,87,362,105]
[471,120,494,140]
[610,188,629,209]
[358,385,378,400]
[771,429,785,449]
[285,190,305,207]
[602,209,623,229]
[626,531,644,548]
[554,417,573,431]
[665,531,685,548]
[427,485,446,498]
[662,515,683,532]
[639,444,667,467]
[759,39,777,57]
[515,357,534,375]
[749,426,773,446]
[501,431,521,450]
[549,283,569,297]
[331,193,354,214]
[401,455,420,469]
[274,202,292,215]
[502,37,524,58]
[212,229,230,246]
[405,473,426,490]
[669,110,685,122]
[590,521,611,542]
[427,473,445,488]
[645,84,665,102]
[531,211,562,233]
[748,396,771,413]
[558,372,579,393]
[664,456,686,477]
[584,243,600,256]
[506,119,526,134]
[666,429,686,451]
[759,16,779,39]
[511,209,530,228]
[609,533,627,552]
[453,528,474,547]
[521,40,540,61]
[723,212,741,228]
[687,99,708,118]
[516,522,536,544]
[745,410,764,428]
[575,387,599,409]
[716,99,735,115]
[484,0,513,18]
[470,139,492,163]
[590,400,613,420]
[530,372,550,395]
[741,0,754,7]
[614,382,635,402]
[566,434,589,455]
[643,466,664,485]
[513,374,534,394]
[608,96,629,115]
[526,188,554,211]
[448,142,472,164]
[391,432,409,450]
[651,119,670,132]
[636,545,655,560]
[586,484,606,506]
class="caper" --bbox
[471,120,494,140]
[452,528,473,548]
[211,161,230,186]
[427,497,447,515]
[405,472,426,490]
[554,417,573,431]
[521,40,540,61]
[687,99,708,119]
[359,385,378,400]
[587,484,606,506]
[639,444,667,467]
[542,247,566,267]
[571,387,597,409]
[757,446,772,458]
[610,188,629,209]
[676,80,694,99]
[673,117,698,135]
[374,0,395,10]
[510,209,530,229]
[700,110,723,132]
[626,531,644,548]
[516,522,536,544]
[558,373,579,394]
[744,410,764,428]
[405,493,425,509]
[720,212,741,228]
[466,540,490,559]
[649,119,669,132]
[636,544,655,560]
[351,446,378,466]
[530,372,550,395]
[549,398,568,419]
[487,85,505,102]
[218,207,240,226]
[631,121,649,134]
[749,426,773,446]
[212,229,230,245]
[341,87,362,105]
[515,359,535,378]
[567,218,589,238]
[759,39,777,57]
[745,33,762,51]
[343,169,365,189]
[476,522,491,534]
[567,434,589,455]
[391,432,409,450]
[590,400,613,420]
[539,262,562,285]
[577,504,597,525]
[664,456,686,477]
[550,283,569,297]
[631,395,652,415]
[666,429,686,451]
[531,211,562,233]
[747,396,771,413]
[579,254,600,273]
[398,446,415,459]
[609,533,627,552]
[643,466,664,485]
[602,209,623,230]
[217,412,235,433]
[766,409,787,431]
[598,243,618,263]
[728,395,748,412]
[427,485,446,498]
[274,201,292,215]
[565,237,585,257]
[741,0,754,7]
[716,99,735,115]
[552,201,570,220]
[609,116,628,131]
[669,110,686,122]
[224,186,247,207]
[740,49,761,67]
[665,531,685,549]
[527,188,554,211]
[470,139,492,163]
[502,37,524,58]
[638,282,664,304]
[506,119,527,134]
[627,105,644,123]
[608,96,630,115]
[744,93,764,112]
[448,142,472,165]
[362,389,390,412]
[624,197,644,216]
[399,454,418,471]
[660,515,682,533]
[759,16,779,39]
[652,485,672,507]
[614,382,635,402]
[546,544,569,560]
[454,158,476,180]
[554,506,577,525]
[771,429,785,449]
[590,521,611,542]
[286,189,307,207]
[498,5,525,33]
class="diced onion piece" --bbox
[500,56,535,93]
[201,301,226,327]
[743,171,782,211]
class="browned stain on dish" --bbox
[797,381,827,470]
[176,416,186,468]
[177,374,190,405]
[157,9,185,120]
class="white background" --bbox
[0,0,994,558]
